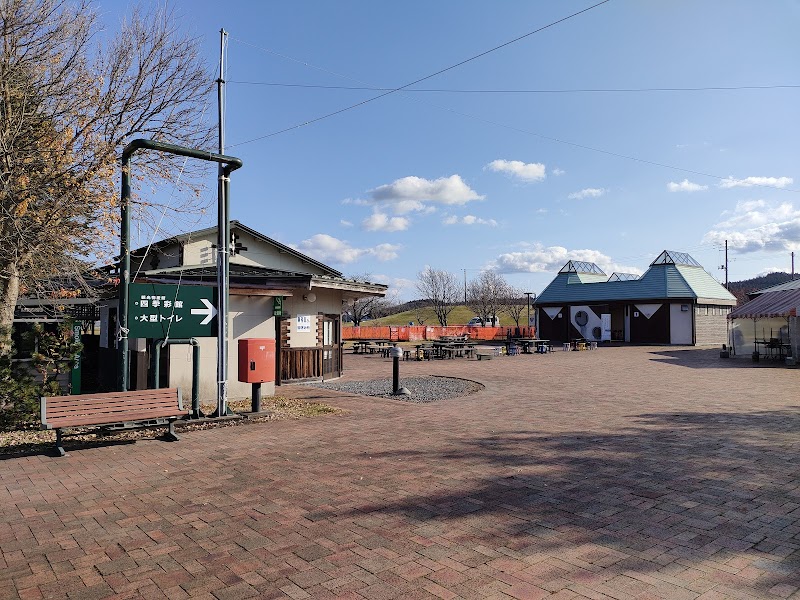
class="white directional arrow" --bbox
[191,298,218,325]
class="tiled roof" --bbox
[537,251,735,305]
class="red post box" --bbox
[237,338,275,383]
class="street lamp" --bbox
[524,292,536,334]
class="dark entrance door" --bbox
[321,315,340,380]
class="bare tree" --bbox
[467,271,509,326]
[0,0,214,351]
[416,267,459,326]
[343,274,396,326]
[504,287,527,327]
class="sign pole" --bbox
[118,140,241,393]
[216,28,229,417]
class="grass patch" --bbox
[347,304,525,327]
[1,395,341,456]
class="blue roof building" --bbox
[535,251,736,345]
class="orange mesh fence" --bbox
[343,325,535,341]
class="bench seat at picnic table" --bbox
[41,388,186,456]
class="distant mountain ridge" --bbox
[727,272,794,304]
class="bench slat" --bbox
[45,408,184,429]
[42,388,184,427]
[46,388,178,401]
[46,405,186,424]
[46,397,180,412]
[46,390,177,406]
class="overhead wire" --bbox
[226,0,612,148]
[229,19,798,195]
[227,81,800,94]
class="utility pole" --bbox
[215,28,229,417]
[463,269,467,304]
[720,240,729,290]
[524,292,532,331]
[724,239,728,289]
[792,251,795,280]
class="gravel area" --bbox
[308,375,483,403]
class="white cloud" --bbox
[667,179,708,192]
[340,219,353,227]
[552,168,565,176]
[486,159,546,182]
[719,176,793,189]
[368,275,416,300]
[443,214,498,227]
[489,243,642,275]
[536,208,548,214]
[341,197,370,206]
[567,188,606,200]
[361,212,410,232]
[294,234,401,264]
[703,200,800,253]
[368,175,483,215]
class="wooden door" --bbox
[321,315,340,380]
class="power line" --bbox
[228,81,800,94]
[228,7,798,195]
[226,0,612,148]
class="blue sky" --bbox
[106,1,800,300]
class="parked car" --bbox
[468,316,500,326]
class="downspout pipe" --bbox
[118,139,242,392]
[151,338,202,419]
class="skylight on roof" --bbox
[558,260,606,275]
[608,272,640,282]
[650,250,701,267]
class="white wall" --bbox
[669,303,693,344]
[167,294,276,401]
[569,305,603,341]
[283,288,341,348]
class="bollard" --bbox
[390,344,403,394]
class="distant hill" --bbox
[728,272,793,304]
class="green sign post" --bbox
[70,324,81,395]
[273,296,283,316]
[128,283,218,338]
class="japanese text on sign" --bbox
[296,315,311,332]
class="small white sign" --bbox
[297,315,312,332]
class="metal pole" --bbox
[252,382,261,413]
[216,28,229,418]
[724,239,728,289]
[525,292,531,335]
[152,338,202,418]
[117,138,242,396]
[118,155,132,391]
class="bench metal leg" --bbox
[54,429,66,457]
[164,420,180,442]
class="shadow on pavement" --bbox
[335,408,800,594]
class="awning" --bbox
[729,289,800,319]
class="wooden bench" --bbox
[41,388,186,456]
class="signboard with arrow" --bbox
[128,283,218,338]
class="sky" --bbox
[103,1,800,300]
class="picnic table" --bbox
[515,338,550,354]
[352,339,391,354]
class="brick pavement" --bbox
[1,346,799,599]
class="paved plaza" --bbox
[1,346,799,600]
